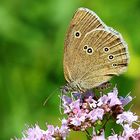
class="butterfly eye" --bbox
[86,47,93,55]
[74,31,81,38]
[108,55,114,60]
[103,47,109,52]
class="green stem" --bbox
[85,129,92,139]
[102,114,111,130]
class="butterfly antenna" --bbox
[43,87,59,106]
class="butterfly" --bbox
[63,8,129,92]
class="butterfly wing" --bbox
[64,8,106,83]
[75,29,129,89]
[63,8,129,91]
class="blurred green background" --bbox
[0,0,140,139]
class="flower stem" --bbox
[85,129,92,139]
[102,114,111,130]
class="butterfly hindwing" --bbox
[74,29,129,89]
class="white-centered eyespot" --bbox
[86,47,94,55]
[74,31,81,38]
[103,47,109,53]
[108,54,114,60]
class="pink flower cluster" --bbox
[108,125,140,140]
[92,111,139,140]
[15,87,140,140]
[62,87,131,131]
[17,119,69,140]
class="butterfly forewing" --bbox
[64,8,106,83]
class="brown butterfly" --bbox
[63,8,129,92]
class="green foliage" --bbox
[0,0,140,139]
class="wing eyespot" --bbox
[83,45,88,51]
[86,47,93,55]
[74,31,81,38]
[103,47,109,53]
[112,63,117,68]
[108,54,114,60]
